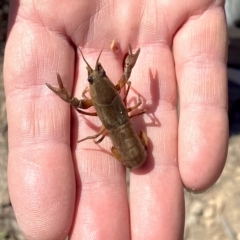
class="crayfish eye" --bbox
[88,76,94,84]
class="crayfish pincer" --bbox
[46,44,148,169]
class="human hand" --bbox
[4,1,228,239]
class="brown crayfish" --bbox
[46,44,148,169]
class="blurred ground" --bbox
[1,2,240,240]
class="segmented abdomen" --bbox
[109,121,147,169]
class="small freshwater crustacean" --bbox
[46,44,148,169]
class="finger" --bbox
[108,1,185,238]
[5,6,75,239]
[69,47,131,239]
[174,3,228,191]
[128,44,184,239]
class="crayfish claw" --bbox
[56,73,64,89]
[45,73,72,103]
[124,44,140,79]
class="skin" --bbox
[4,0,228,240]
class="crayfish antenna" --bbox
[78,47,93,73]
[95,48,103,69]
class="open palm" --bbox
[5,1,228,239]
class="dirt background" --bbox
[1,2,240,240]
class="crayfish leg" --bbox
[139,130,148,150]
[111,146,123,163]
[115,75,128,91]
[78,126,105,143]
[122,81,131,104]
